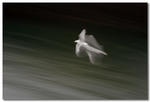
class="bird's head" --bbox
[74,40,79,43]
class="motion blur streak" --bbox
[3,3,148,100]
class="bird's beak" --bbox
[74,40,77,43]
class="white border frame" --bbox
[0,1,149,102]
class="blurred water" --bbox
[3,5,148,99]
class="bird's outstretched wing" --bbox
[85,45,107,55]
[86,51,102,64]
[85,44,107,64]
[85,35,103,50]
[86,51,95,64]
[79,29,86,41]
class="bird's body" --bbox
[75,40,88,46]
[74,29,107,64]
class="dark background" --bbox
[3,3,147,30]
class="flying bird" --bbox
[74,29,107,64]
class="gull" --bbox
[74,29,107,64]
